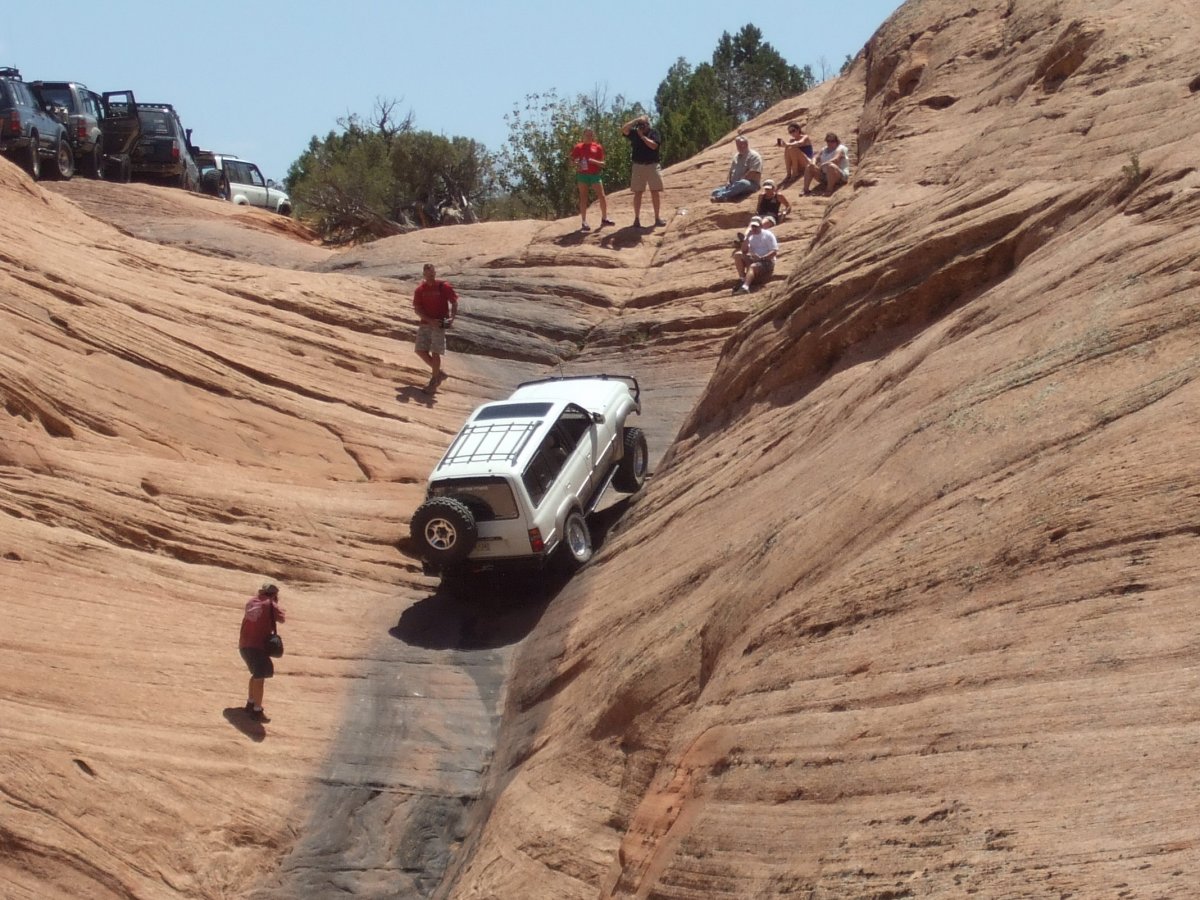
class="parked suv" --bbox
[195,150,292,215]
[0,67,73,180]
[410,375,648,580]
[30,80,105,178]
[131,103,199,189]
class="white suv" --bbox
[410,375,648,579]
[196,151,292,215]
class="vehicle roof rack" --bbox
[437,420,542,470]
[0,67,22,79]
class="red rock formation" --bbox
[443,0,1200,897]
[4,0,1200,896]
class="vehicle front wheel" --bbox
[411,497,478,564]
[613,427,649,493]
[47,138,74,180]
[561,510,593,567]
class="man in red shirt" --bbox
[571,128,614,233]
[239,583,285,722]
[412,263,459,393]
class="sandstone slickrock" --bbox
[4,0,1200,896]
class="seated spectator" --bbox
[711,135,763,203]
[803,133,851,195]
[732,216,779,294]
[755,180,791,223]
[778,122,813,183]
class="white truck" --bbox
[410,375,648,581]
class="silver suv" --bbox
[410,375,648,579]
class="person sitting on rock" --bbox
[778,122,813,183]
[732,216,778,294]
[711,135,763,203]
[755,180,791,223]
[803,132,851,196]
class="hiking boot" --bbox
[601,218,616,227]
[654,218,668,227]
[579,223,591,232]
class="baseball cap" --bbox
[763,179,775,189]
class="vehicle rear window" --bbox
[474,402,552,421]
[37,87,73,109]
[0,82,15,106]
[138,110,173,134]
[429,477,519,521]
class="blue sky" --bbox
[3,0,900,183]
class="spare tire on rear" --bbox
[410,496,477,564]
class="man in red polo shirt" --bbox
[238,583,285,722]
[412,263,459,393]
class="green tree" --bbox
[654,24,813,166]
[711,24,813,121]
[497,88,640,219]
[285,98,494,241]
[654,58,731,166]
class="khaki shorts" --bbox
[630,162,664,193]
[415,324,446,355]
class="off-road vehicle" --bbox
[410,375,648,580]
[0,67,73,180]
[195,150,292,215]
[30,80,105,178]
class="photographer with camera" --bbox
[412,263,459,394]
[622,115,666,229]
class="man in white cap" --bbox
[732,215,778,294]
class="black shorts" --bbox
[240,647,274,679]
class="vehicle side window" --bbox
[226,160,248,184]
[557,404,592,447]
[522,449,558,508]
[247,165,265,187]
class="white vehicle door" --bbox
[227,159,269,208]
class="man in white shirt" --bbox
[732,216,778,294]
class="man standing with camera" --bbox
[622,115,666,229]
[413,262,458,393]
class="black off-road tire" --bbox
[86,145,104,179]
[411,496,478,564]
[47,137,74,181]
[561,509,593,567]
[613,427,649,493]
[25,133,40,180]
